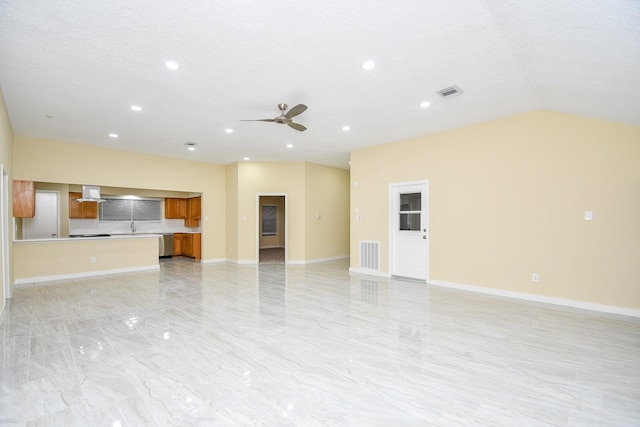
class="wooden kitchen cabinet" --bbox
[192,233,201,260]
[183,233,193,257]
[173,233,201,260]
[13,180,35,217]
[173,233,183,255]
[68,192,98,219]
[165,198,187,219]
[185,196,201,227]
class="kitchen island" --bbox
[13,234,160,286]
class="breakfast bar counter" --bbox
[13,234,160,286]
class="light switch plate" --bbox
[584,211,593,221]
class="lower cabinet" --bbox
[173,233,201,260]
[173,234,183,256]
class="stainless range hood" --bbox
[77,185,107,203]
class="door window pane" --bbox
[399,213,421,231]
[400,193,421,211]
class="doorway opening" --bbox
[257,194,286,264]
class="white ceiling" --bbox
[1,0,639,169]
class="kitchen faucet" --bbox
[130,221,136,233]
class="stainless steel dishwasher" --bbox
[160,234,174,257]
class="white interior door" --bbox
[390,182,429,280]
[23,191,59,239]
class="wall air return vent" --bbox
[436,85,463,98]
[359,241,380,271]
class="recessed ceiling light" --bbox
[362,60,376,70]
[243,157,250,161]
[130,105,142,112]
[225,128,233,133]
[185,142,197,151]
[108,133,118,138]
[164,60,180,70]
[420,101,431,109]
[342,126,351,131]
[286,144,293,148]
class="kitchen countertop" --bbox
[14,234,162,243]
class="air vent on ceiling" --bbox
[436,85,463,98]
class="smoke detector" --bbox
[436,85,463,98]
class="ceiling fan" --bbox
[242,103,308,132]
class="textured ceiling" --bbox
[0,0,638,169]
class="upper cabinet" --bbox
[185,196,201,227]
[69,192,98,219]
[166,196,201,227]
[165,198,187,219]
[13,180,35,217]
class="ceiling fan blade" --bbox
[288,122,307,132]
[284,104,307,119]
[240,119,275,122]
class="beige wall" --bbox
[0,88,14,313]
[227,161,350,263]
[305,163,350,260]
[236,162,306,262]
[13,136,226,261]
[351,110,640,310]
[14,237,158,281]
[225,162,239,261]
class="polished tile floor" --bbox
[1,258,639,426]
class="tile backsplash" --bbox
[69,218,200,235]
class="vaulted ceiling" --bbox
[1,0,638,169]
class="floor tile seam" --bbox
[470,395,571,426]
[26,347,74,383]
[474,381,578,413]
[101,331,153,358]
[113,394,159,426]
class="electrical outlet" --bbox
[531,273,539,282]
[90,257,96,263]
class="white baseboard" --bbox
[429,279,640,318]
[200,258,226,264]
[288,255,349,265]
[227,259,258,265]
[349,267,390,278]
[223,256,349,265]
[14,265,160,288]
